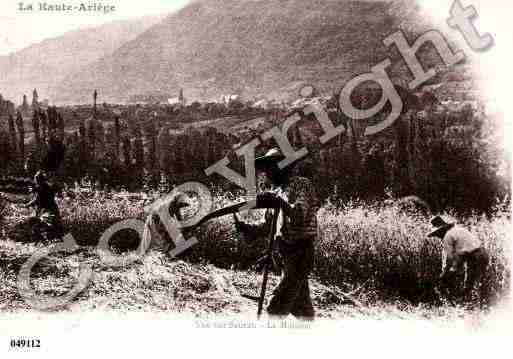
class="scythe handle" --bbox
[257,208,279,319]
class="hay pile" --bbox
[0,240,365,317]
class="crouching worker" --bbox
[235,148,319,321]
[428,215,489,303]
[143,193,190,254]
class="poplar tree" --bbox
[144,120,158,188]
[0,130,12,171]
[57,113,65,141]
[7,114,17,158]
[16,112,25,162]
[122,136,132,169]
[133,125,145,188]
[157,126,171,180]
[40,110,48,142]
[48,107,57,134]
[88,119,97,162]
[32,110,41,149]
[78,117,88,180]
[114,116,121,158]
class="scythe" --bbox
[182,194,288,319]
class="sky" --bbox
[0,0,191,55]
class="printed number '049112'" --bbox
[10,339,41,348]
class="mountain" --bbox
[55,0,456,105]
[53,0,407,104]
[6,0,459,105]
[0,14,167,104]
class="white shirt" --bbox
[442,225,482,272]
[273,187,287,238]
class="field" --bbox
[0,189,510,322]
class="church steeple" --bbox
[32,88,39,109]
[22,94,29,109]
[93,89,98,117]
[178,88,185,106]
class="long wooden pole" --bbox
[257,209,279,319]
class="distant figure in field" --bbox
[22,170,63,241]
[396,195,431,217]
[143,194,190,253]
[428,215,489,302]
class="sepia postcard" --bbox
[0,0,511,356]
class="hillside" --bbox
[51,0,448,104]
[0,14,166,103]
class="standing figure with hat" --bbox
[428,215,489,303]
[234,148,319,321]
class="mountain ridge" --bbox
[52,0,411,104]
[0,14,167,104]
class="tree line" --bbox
[0,100,509,215]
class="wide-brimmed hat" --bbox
[255,147,295,186]
[173,193,190,208]
[34,170,47,184]
[146,193,189,216]
[255,148,284,169]
[428,215,454,237]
